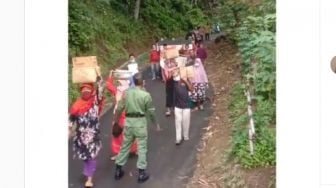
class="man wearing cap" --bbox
[113,73,161,183]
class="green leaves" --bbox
[68,0,211,106]
[140,0,208,36]
[223,0,276,169]
[236,13,276,99]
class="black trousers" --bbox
[205,33,210,40]
[165,78,175,108]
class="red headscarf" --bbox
[70,83,96,116]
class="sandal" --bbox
[165,110,171,116]
[85,181,93,188]
[191,107,198,112]
[110,155,117,161]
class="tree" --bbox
[134,0,141,20]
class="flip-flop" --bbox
[110,156,117,161]
[191,108,198,112]
[85,181,93,188]
[165,111,171,116]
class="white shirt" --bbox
[127,62,139,75]
[159,57,165,69]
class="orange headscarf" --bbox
[70,83,96,116]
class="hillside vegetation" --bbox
[68,0,210,105]
[68,0,276,172]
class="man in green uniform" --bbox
[113,72,161,183]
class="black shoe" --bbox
[175,140,182,145]
[138,169,150,183]
[114,165,124,180]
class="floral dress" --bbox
[71,83,104,161]
[189,58,208,103]
[190,82,207,102]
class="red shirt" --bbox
[150,50,160,63]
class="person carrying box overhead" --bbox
[68,76,105,188]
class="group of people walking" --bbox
[69,35,209,187]
[185,24,217,43]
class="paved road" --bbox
[68,52,214,188]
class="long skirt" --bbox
[190,83,207,102]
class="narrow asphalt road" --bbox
[69,45,216,188]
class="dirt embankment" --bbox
[186,40,275,188]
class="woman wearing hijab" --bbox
[106,72,137,161]
[196,43,208,66]
[190,54,209,111]
[68,77,105,188]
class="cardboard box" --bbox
[179,66,194,80]
[72,66,100,83]
[72,56,97,68]
[175,45,183,51]
[175,56,188,67]
[164,49,179,59]
[71,56,101,83]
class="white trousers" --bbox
[174,107,191,141]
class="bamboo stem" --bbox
[245,88,255,155]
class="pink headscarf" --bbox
[192,58,208,83]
